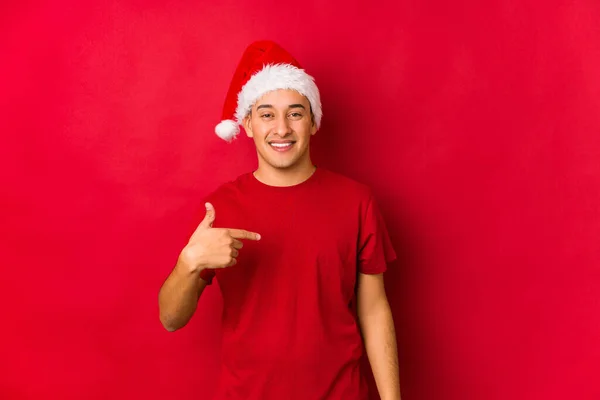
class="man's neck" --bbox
[253,162,317,187]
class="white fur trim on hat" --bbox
[215,119,240,142]
[234,64,322,129]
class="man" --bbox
[158,40,401,400]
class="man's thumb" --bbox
[200,202,216,228]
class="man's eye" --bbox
[289,113,302,118]
[260,114,273,118]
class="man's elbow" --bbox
[159,313,185,332]
[163,324,179,332]
[358,299,394,330]
[358,295,391,318]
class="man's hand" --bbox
[178,202,261,273]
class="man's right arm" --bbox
[157,202,260,332]
[158,256,209,332]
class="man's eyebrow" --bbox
[288,104,306,109]
[256,104,306,110]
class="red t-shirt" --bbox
[199,167,396,400]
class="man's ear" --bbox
[243,114,253,138]
[310,114,318,135]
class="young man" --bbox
[158,40,401,400]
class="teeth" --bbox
[271,143,292,148]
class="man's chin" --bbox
[259,154,296,170]
[258,149,309,171]
[271,161,297,170]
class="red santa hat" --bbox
[215,40,322,142]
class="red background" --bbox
[1,1,599,399]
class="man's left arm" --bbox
[357,272,401,400]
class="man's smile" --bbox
[268,140,296,152]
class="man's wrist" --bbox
[176,252,205,275]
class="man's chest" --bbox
[212,195,361,298]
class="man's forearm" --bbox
[158,260,206,331]
[359,300,401,400]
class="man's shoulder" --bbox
[204,172,251,202]
[317,168,373,200]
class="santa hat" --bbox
[215,40,322,142]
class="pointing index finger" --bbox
[228,229,261,241]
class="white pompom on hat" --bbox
[215,40,322,142]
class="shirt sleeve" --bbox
[358,194,397,274]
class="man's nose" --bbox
[273,115,292,136]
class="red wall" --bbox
[1,1,599,399]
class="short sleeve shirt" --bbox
[199,168,396,400]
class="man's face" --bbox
[243,89,317,171]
